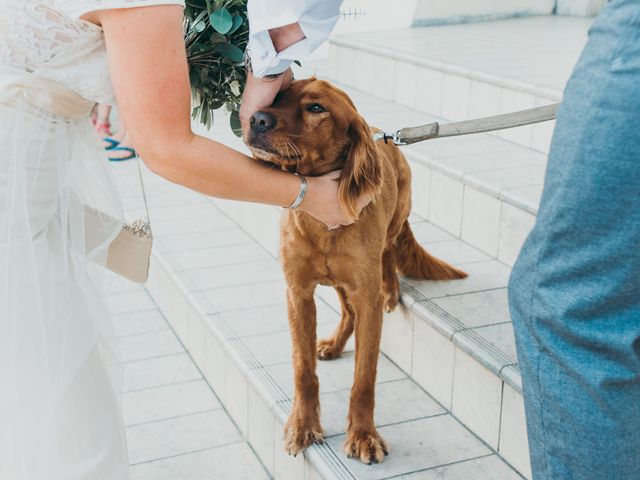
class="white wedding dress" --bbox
[0,1,182,479]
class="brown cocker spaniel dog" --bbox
[245,78,467,465]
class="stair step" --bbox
[111,157,530,478]
[325,16,592,153]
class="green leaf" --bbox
[189,68,199,86]
[227,15,244,35]
[191,104,201,120]
[210,32,227,44]
[214,43,244,63]
[229,80,241,96]
[185,2,250,133]
[193,10,208,25]
[200,106,208,126]
[230,109,242,137]
[210,8,233,34]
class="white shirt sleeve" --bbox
[247,0,343,77]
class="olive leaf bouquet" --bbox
[184,0,248,136]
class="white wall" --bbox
[412,0,555,25]
[311,0,602,60]
[330,0,603,37]
[309,0,417,60]
[332,0,418,35]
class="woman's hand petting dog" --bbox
[241,70,371,228]
[302,170,372,228]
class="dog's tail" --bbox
[394,221,468,280]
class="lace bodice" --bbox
[0,1,184,104]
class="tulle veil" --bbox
[0,66,130,480]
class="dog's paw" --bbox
[383,294,399,313]
[283,417,324,456]
[317,338,342,360]
[382,285,400,313]
[343,429,389,465]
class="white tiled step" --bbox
[105,275,271,479]
[110,162,529,479]
[325,16,593,153]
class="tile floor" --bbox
[106,274,271,480]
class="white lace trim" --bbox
[0,0,184,104]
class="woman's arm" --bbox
[91,5,352,225]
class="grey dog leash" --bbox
[373,103,561,145]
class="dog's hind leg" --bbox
[343,282,389,464]
[381,248,400,313]
[317,287,354,360]
[283,284,324,456]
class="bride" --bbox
[0,1,358,478]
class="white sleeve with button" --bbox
[247,0,343,77]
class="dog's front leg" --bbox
[343,283,389,464]
[283,285,324,456]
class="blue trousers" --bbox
[508,1,640,479]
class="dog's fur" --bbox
[246,78,467,464]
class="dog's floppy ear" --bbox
[338,114,383,221]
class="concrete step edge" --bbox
[405,284,521,393]
[403,147,541,217]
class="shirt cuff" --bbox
[249,31,311,77]
[246,0,342,78]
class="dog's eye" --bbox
[306,103,327,114]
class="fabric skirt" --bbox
[0,89,129,479]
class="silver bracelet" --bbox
[286,174,307,209]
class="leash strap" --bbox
[373,103,561,145]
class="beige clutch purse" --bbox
[85,158,153,284]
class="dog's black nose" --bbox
[250,111,276,133]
